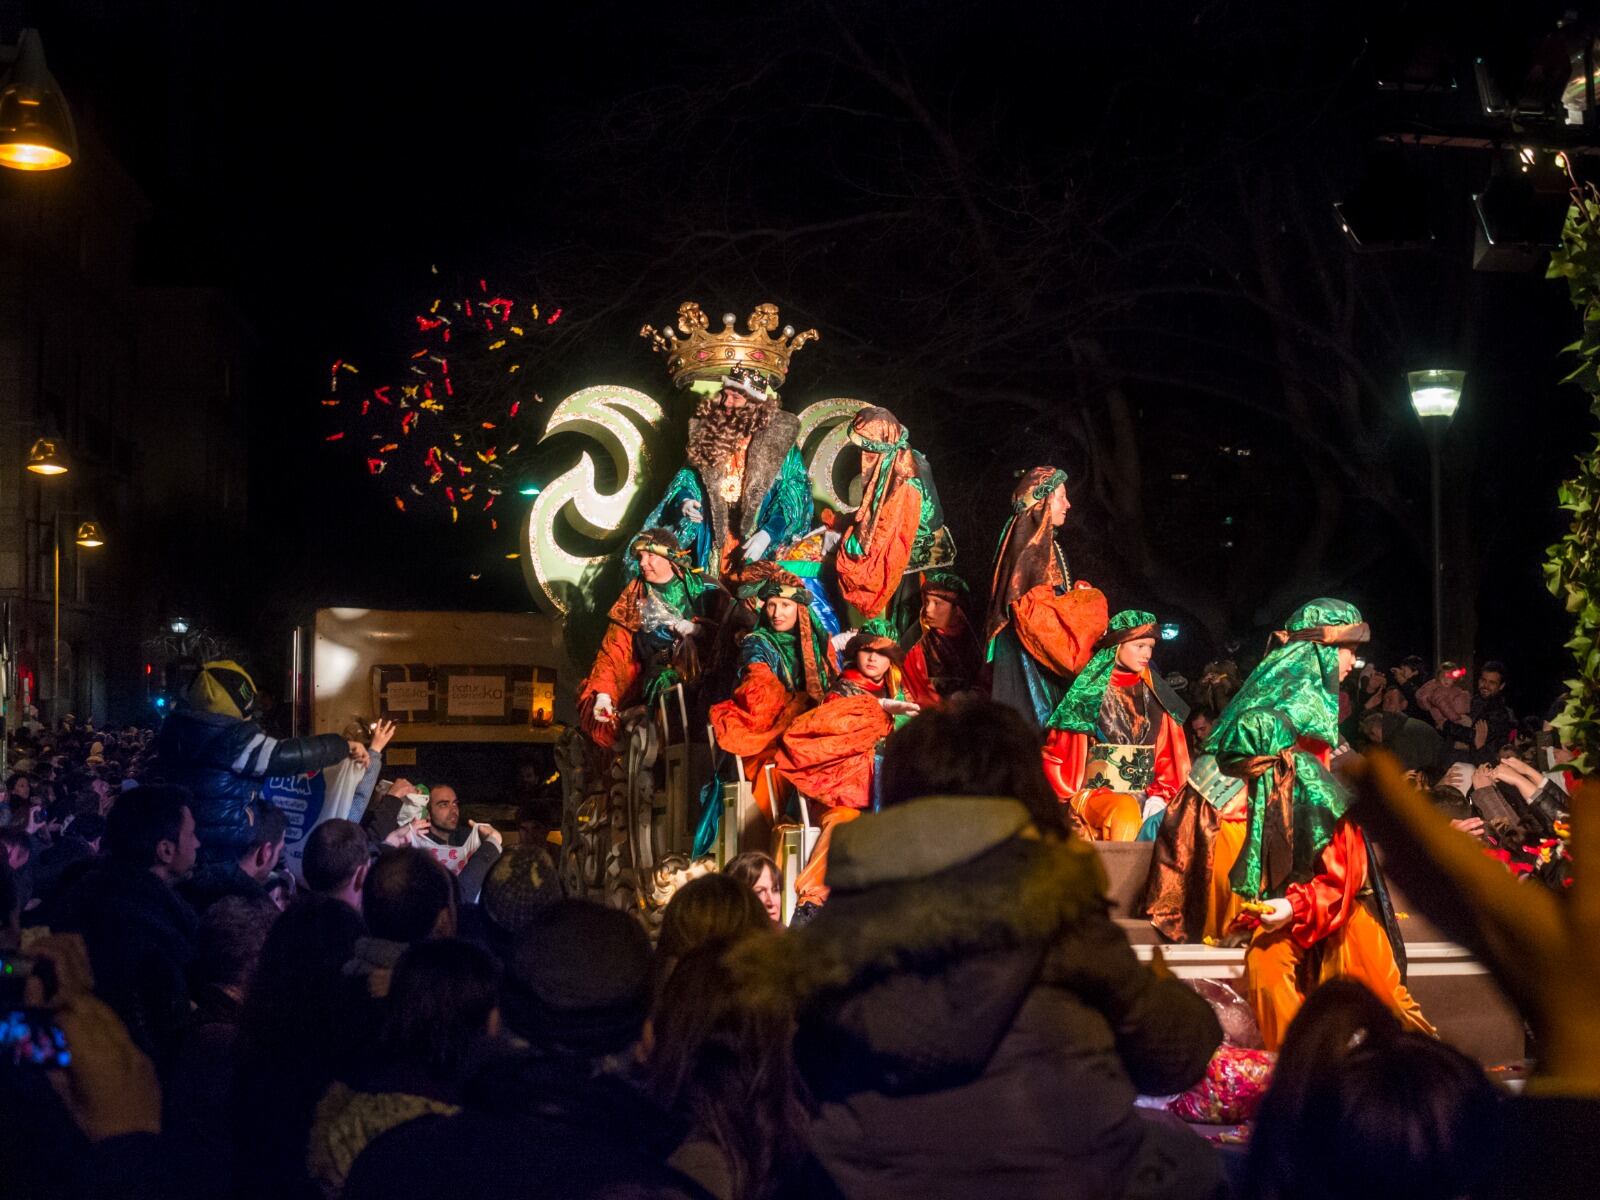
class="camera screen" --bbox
[1,1010,70,1068]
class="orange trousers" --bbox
[1244,904,1435,1051]
[1071,788,1145,842]
[794,805,862,907]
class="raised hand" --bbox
[1348,751,1600,1095]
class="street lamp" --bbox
[1408,369,1466,670]
[24,437,66,476]
[0,29,77,172]
[48,512,103,720]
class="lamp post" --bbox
[1407,369,1466,670]
[46,513,105,721]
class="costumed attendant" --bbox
[834,408,955,629]
[1152,598,1432,1051]
[775,620,921,912]
[902,570,984,707]
[709,574,837,828]
[576,529,725,753]
[1041,610,1190,841]
[983,467,1109,732]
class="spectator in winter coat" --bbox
[54,786,202,1071]
[739,698,1223,1200]
[156,660,362,864]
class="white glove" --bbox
[1257,897,1293,931]
[681,498,703,522]
[822,529,843,555]
[670,618,699,638]
[879,698,921,717]
[592,693,616,723]
[743,530,772,562]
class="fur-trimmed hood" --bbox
[734,797,1109,1093]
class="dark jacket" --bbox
[156,708,347,859]
[742,796,1223,1200]
[1444,693,1516,766]
[343,1045,712,1200]
[55,863,199,1070]
[177,861,272,916]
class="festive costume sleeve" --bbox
[774,694,891,810]
[638,468,714,576]
[1151,713,1192,804]
[710,662,806,757]
[835,481,922,617]
[576,622,640,748]
[1283,819,1368,949]
[1041,728,1089,801]
[752,446,815,552]
[902,641,939,708]
[1010,584,1110,679]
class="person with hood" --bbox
[983,467,1108,732]
[775,620,921,911]
[738,697,1222,1200]
[833,407,954,627]
[706,574,837,835]
[1041,609,1192,841]
[1145,598,1431,1051]
[578,530,727,752]
[156,660,362,863]
[901,570,983,707]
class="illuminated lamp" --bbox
[0,30,76,171]
[25,436,66,475]
[73,520,103,548]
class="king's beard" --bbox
[687,394,776,473]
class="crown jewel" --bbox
[641,301,819,390]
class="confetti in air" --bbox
[324,271,562,522]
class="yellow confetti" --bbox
[530,303,539,319]
[429,299,440,313]
[489,339,506,351]
[450,506,458,524]
[341,363,358,374]
[509,326,524,336]
[508,364,521,374]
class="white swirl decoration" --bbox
[521,385,665,614]
[521,391,872,614]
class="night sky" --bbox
[31,0,1600,713]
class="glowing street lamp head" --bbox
[0,31,77,172]
[1407,369,1466,421]
[73,520,104,548]
[25,437,67,476]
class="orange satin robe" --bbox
[776,688,894,907]
[576,622,641,751]
[709,662,812,824]
[1011,583,1108,678]
[836,484,922,618]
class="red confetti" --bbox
[325,432,345,442]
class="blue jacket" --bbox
[156,709,348,860]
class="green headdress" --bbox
[1046,610,1159,733]
[1207,597,1371,900]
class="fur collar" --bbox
[690,409,801,548]
[733,829,1107,1007]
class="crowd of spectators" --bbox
[0,685,1591,1199]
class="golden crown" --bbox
[640,301,819,390]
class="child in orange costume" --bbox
[1183,598,1432,1051]
[776,623,920,910]
[1041,610,1191,841]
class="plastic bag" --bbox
[1168,1044,1275,1124]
